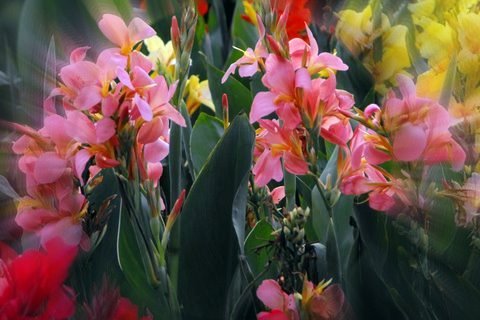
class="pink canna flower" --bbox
[382,75,466,170]
[253,120,308,186]
[98,14,156,55]
[256,280,300,320]
[289,25,348,74]
[302,278,345,320]
[222,16,268,83]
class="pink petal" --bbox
[74,149,92,182]
[295,67,312,89]
[74,85,102,110]
[252,151,283,187]
[364,104,381,118]
[276,102,301,130]
[396,74,416,102]
[98,14,129,47]
[283,152,308,175]
[138,117,164,144]
[144,139,169,162]
[131,51,153,73]
[128,17,156,44]
[305,25,318,57]
[270,186,285,205]
[238,62,259,78]
[132,66,155,88]
[95,117,116,143]
[315,53,348,71]
[369,190,396,212]
[250,92,277,123]
[320,116,353,146]
[34,152,67,184]
[70,46,90,64]
[66,111,96,144]
[16,207,57,231]
[147,162,163,187]
[393,124,427,162]
[158,103,186,127]
[221,63,237,83]
[102,94,119,117]
[263,55,295,95]
[39,218,83,248]
[59,61,99,91]
[116,67,134,90]
[134,94,153,121]
[97,48,127,81]
[256,280,285,311]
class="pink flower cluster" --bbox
[224,22,352,186]
[13,14,184,248]
[340,75,466,212]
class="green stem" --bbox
[284,169,297,212]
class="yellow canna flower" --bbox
[416,68,447,101]
[415,17,455,68]
[184,75,215,115]
[336,5,375,56]
[144,35,176,77]
[370,24,411,90]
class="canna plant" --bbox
[0,0,479,319]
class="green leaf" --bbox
[202,54,253,120]
[177,115,255,319]
[244,219,275,276]
[190,112,224,173]
[117,195,180,319]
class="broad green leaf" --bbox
[244,219,275,276]
[190,112,224,173]
[176,115,254,320]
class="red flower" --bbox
[275,0,312,40]
[0,238,78,320]
[84,278,152,320]
[196,0,209,16]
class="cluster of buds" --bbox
[281,207,310,251]
[273,207,310,293]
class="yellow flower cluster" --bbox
[336,4,411,93]
[145,35,214,115]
